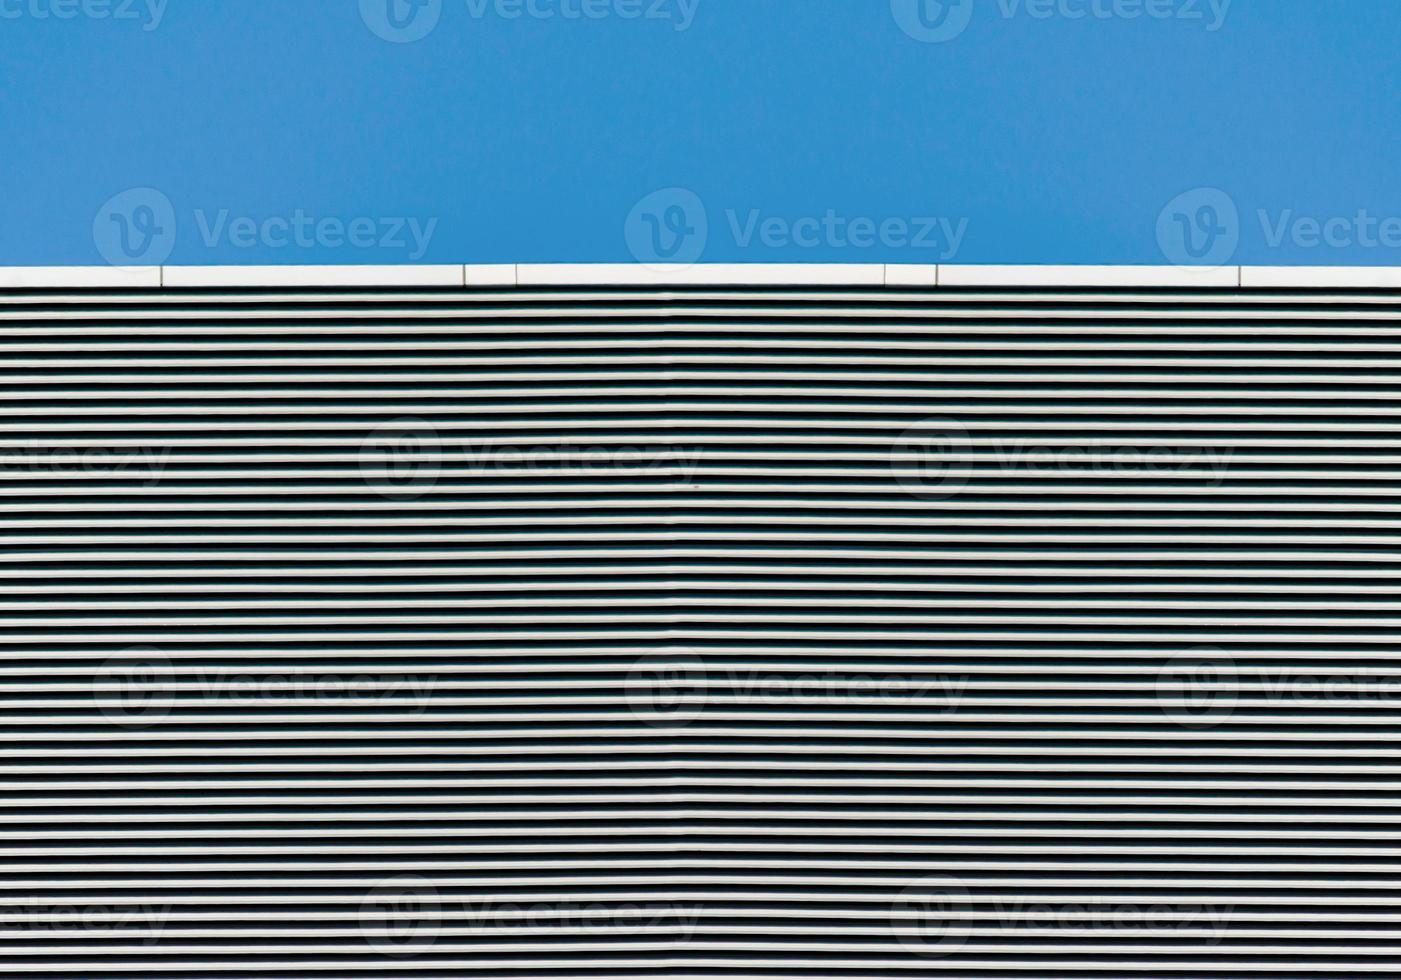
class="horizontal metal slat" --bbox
[5,281,1398,978]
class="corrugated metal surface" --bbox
[2,278,1399,977]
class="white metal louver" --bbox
[1,262,1399,978]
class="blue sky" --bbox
[2,0,1400,266]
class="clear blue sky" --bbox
[3,0,1400,266]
